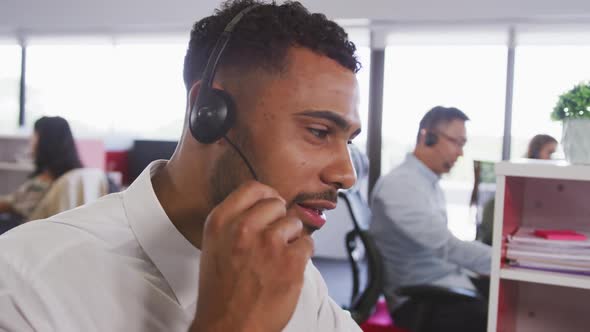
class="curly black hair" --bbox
[183,0,360,92]
[33,116,83,179]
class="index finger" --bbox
[211,180,286,224]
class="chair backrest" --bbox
[470,160,497,224]
[28,168,109,221]
[342,186,385,323]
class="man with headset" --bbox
[369,106,491,332]
[0,1,362,331]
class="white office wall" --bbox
[1,0,590,37]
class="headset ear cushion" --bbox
[189,88,237,144]
[425,131,438,147]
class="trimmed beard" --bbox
[209,130,254,206]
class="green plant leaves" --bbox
[552,81,590,121]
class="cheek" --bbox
[264,150,311,185]
[259,146,316,202]
[252,122,326,196]
[439,144,454,158]
[543,150,552,159]
[255,124,307,174]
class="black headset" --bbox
[188,5,260,180]
[424,131,438,147]
[189,4,259,144]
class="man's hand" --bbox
[190,181,314,332]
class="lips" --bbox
[295,201,337,231]
[307,207,323,215]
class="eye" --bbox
[308,127,329,139]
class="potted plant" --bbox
[552,81,590,164]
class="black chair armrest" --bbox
[396,284,481,302]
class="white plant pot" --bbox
[562,118,590,164]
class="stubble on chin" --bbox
[209,148,247,207]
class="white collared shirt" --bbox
[0,161,360,332]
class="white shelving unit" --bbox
[487,160,590,332]
[499,267,590,290]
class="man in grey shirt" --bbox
[369,106,491,332]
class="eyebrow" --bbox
[295,110,361,137]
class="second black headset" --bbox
[188,5,260,179]
[424,131,438,147]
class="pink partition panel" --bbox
[497,280,518,332]
[503,176,524,251]
[76,139,105,170]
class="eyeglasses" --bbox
[435,131,467,148]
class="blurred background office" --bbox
[1,0,590,330]
[0,116,82,220]
[3,1,589,240]
[0,116,112,234]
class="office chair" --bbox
[28,168,109,221]
[470,160,497,245]
[342,189,383,323]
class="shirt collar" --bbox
[123,160,200,309]
[405,153,440,185]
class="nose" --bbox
[320,144,357,190]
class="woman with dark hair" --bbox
[526,134,558,160]
[0,116,82,221]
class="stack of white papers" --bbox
[506,227,590,275]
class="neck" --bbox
[38,170,54,181]
[151,155,211,249]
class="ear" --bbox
[187,80,228,111]
[187,81,203,112]
[419,128,428,144]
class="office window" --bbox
[511,45,590,159]
[338,27,371,151]
[354,46,371,151]
[382,33,507,239]
[27,43,115,137]
[110,42,187,140]
[0,44,22,134]
[26,38,186,141]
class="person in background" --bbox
[526,134,558,159]
[477,133,559,245]
[369,106,491,332]
[0,116,82,222]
